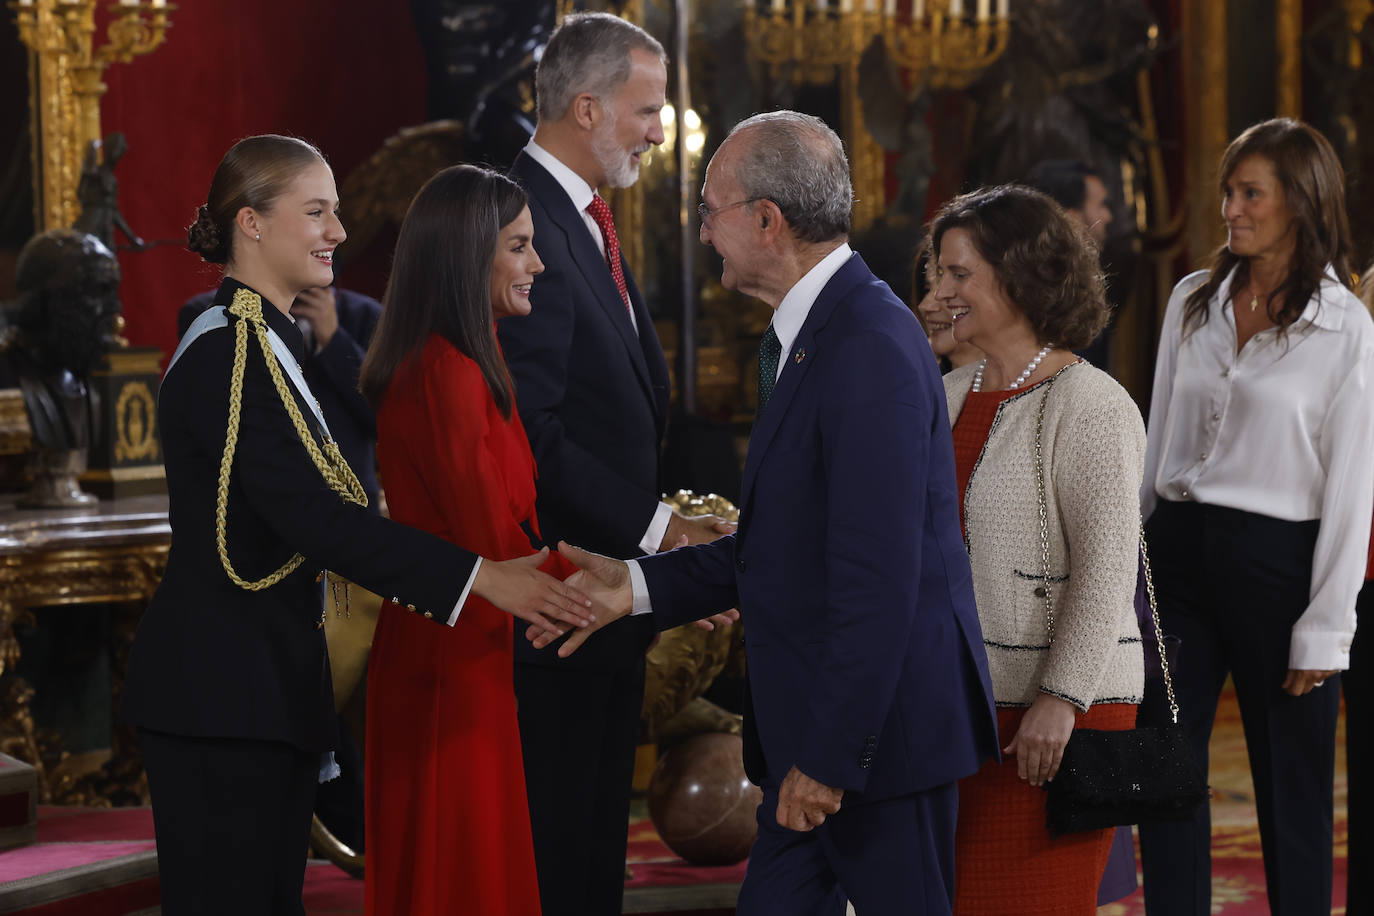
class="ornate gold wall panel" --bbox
[1183,1,1228,271]
[11,0,173,232]
[1277,0,1302,118]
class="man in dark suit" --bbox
[178,284,383,508]
[498,12,732,915]
[548,111,1000,915]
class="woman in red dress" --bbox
[358,164,572,915]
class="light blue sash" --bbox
[165,304,334,440]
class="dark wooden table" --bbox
[0,494,169,802]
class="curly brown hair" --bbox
[928,184,1108,350]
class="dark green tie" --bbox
[758,325,782,412]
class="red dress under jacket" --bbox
[365,334,572,916]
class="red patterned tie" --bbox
[586,193,632,315]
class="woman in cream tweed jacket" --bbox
[944,360,1146,711]
[929,185,1145,915]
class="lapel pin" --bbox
[794,349,806,364]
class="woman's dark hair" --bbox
[187,135,325,265]
[359,165,527,417]
[927,184,1108,350]
[1183,118,1353,336]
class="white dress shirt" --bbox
[628,243,854,612]
[521,139,672,555]
[1142,266,1374,669]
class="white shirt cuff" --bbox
[638,501,675,555]
[1288,625,1353,671]
[446,557,482,626]
[626,559,654,616]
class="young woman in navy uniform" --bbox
[121,135,595,916]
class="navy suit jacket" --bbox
[178,287,383,509]
[500,151,670,670]
[640,254,999,798]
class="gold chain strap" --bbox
[1033,377,1057,641]
[214,288,368,591]
[1032,370,1181,724]
[1136,527,1180,723]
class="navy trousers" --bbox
[738,781,958,916]
[140,729,319,916]
[1138,500,1339,916]
[515,659,645,916]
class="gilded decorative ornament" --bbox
[113,380,159,463]
[642,490,744,743]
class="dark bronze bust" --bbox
[0,230,120,505]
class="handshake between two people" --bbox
[473,512,738,650]
[530,541,741,657]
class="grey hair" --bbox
[723,111,853,244]
[535,13,665,122]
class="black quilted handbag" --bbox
[1028,379,1209,839]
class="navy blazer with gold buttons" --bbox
[122,279,478,752]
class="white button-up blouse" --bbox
[1142,266,1374,670]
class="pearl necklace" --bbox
[971,343,1055,392]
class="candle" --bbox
[839,0,852,13]
[772,0,785,11]
[815,0,828,11]
[151,0,166,7]
[914,0,925,16]
[17,0,33,7]
[864,0,876,12]
[119,0,140,6]
[884,0,896,15]
[976,0,989,20]
[997,0,1009,15]
[949,0,963,17]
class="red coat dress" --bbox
[365,334,572,915]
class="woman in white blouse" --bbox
[1138,118,1374,916]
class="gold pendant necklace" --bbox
[1250,293,1258,312]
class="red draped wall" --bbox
[100,1,428,360]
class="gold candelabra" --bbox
[743,0,1011,229]
[747,0,1009,88]
[9,0,175,231]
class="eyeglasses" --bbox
[697,197,766,227]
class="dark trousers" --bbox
[1346,578,1373,912]
[1138,500,1339,916]
[139,729,319,916]
[515,659,645,916]
[737,782,958,916]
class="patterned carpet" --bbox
[1100,688,1349,914]
[0,688,1347,914]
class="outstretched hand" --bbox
[660,512,737,551]
[472,547,594,640]
[526,542,635,657]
